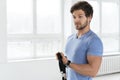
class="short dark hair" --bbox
[70,1,93,18]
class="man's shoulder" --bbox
[89,31,101,40]
[87,31,102,45]
[87,31,103,56]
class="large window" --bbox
[7,0,120,60]
[7,0,62,60]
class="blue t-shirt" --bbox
[65,30,103,80]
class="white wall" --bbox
[0,59,61,80]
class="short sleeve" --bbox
[87,37,103,56]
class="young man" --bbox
[57,1,103,80]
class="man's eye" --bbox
[79,16,82,18]
[73,16,76,19]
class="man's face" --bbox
[72,9,91,30]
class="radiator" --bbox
[98,55,120,75]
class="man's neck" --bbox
[77,26,90,38]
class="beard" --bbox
[75,20,89,30]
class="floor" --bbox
[93,73,120,80]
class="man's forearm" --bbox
[69,63,98,77]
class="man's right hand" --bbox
[56,52,68,65]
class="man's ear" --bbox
[88,15,92,23]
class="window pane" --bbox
[37,0,61,34]
[7,0,33,34]
[36,40,62,57]
[102,1,119,52]
[7,41,33,59]
[102,2,119,34]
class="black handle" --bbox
[56,52,66,80]
[56,52,62,60]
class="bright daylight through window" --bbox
[7,0,120,60]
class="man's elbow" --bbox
[90,73,97,77]
[89,71,98,77]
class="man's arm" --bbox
[68,55,102,77]
[60,53,102,77]
[69,56,102,77]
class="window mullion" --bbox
[61,0,65,51]
[98,0,102,38]
[33,0,37,58]
[118,0,120,52]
